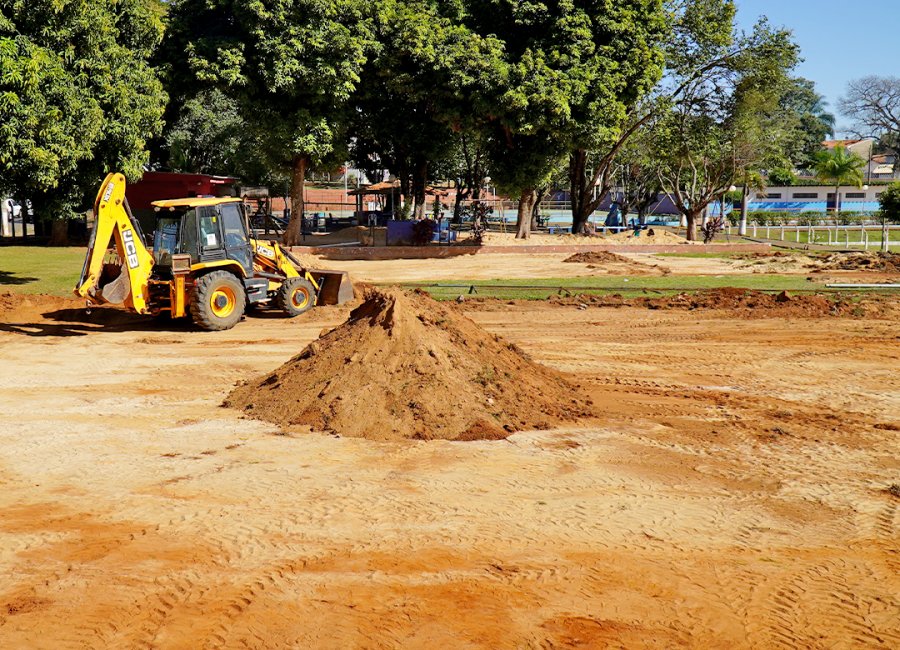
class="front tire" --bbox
[277,277,316,317]
[191,271,246,331]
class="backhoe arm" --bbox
[74,173,155,313]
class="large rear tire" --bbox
[276,277,316,317]
[191,270,246,331]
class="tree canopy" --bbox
[813,145,866,215]
[0,0,166,231]
[839,76,900,155]
[161,0,374,243]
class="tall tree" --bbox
[812,145,866,216]
[565,0,667,234]
[0,0,166,241]
[163,0,374,245]
[351,0,473,220]
[566,0,776,235]
[652,18,798,239]
[839,76,900,156]
[458,0,667,238]
[779,77,835,169]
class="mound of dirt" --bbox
[604,229,693,245]
[563,251,633,264]
[0,292,82,322]
[562,250,669,275]
[226,287,594,441]
[810,252,900,274]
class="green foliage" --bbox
[812,146,866,215]
[0,0,166,222]
[163,0,374,171]
[163,88,284,185]
[779,77,835,169]
[462,0,667,200]
[747,211,789,226]
[767,167,796,186]
[813,146,866,188]
[796,213,821,226]
[877,183,900,224]
[650,6,800,238]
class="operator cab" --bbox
[151,198,253,275]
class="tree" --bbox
[162,88,287,187]
[164,89,244,175]
[0,0,166,242]
[839,76,900,155]
[350,1,480,220]
[651,16,799,240]
[779,77,835,169]
[812,145,866,216]
[563,0,667,235]
[163,0,374,245]
[878,183,900,224]
[456,0,667,238]
[614,125,663,226]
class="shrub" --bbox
[748,211,788,226]
[878,182,900,224]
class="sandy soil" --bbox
[0,292,898,648]
[301,227,694,249]
[325,250,900,283]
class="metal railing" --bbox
[727,223,900,250]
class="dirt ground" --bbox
[0,279,898,648]
[317,249,900,283]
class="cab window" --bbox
[153,218,180,265]
[180,208,198,257]
[199,210,221,249]
[220,203,247,248]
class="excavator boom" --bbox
[74,173,155,313]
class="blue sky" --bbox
[735,0,898,135]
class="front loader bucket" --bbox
[309,270,354,305]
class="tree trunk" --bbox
[515,189,536,239]
[283,155,307,246]
[412,159,428,220]
[684,210,700,241]
[452,182,467,224]
[834,185,841,216]
[568,149,593,234]
[398,168,410,219]
[48,218,68,246]
[531,187,547,231]
[739,183,749,236]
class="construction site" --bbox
[1,206,899,647]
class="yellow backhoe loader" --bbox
[75,173,353,330]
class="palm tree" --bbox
[813,146,866,216]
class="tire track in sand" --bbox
[754,558,898,649]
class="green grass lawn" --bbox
[398,274,833,300]
[0,246,87,295]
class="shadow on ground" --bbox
[0,270,39,286]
